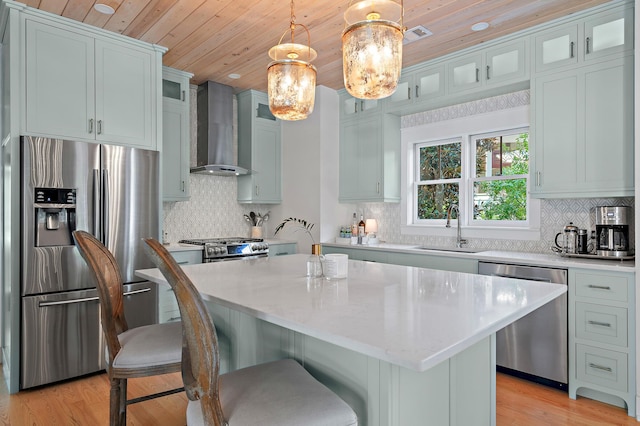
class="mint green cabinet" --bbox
[447,40,528,95]
[162,67,192,201]
[387,63,445,110]
[322,246,478,274]
[237,90,282,204]
[533,5,633,73]
[268,243,297,256]
[568,269,635,416]
[338,90,401,203]
[531,57,633,198]
[24,18,159,149]
[339,91,380,120]
[159,249,202,323]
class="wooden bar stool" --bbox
[73,230,183,426]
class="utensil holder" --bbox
[251,226,263,238]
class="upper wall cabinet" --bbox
[533,6,633,74]
[23,17,162,150]
[387,63,445,110]
[237,90,282,204]
[448,39,528,94]
[531,57,633,198]
[340,93,381,120]
[162,67,193,202]
[339,90,401,203]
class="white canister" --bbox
[324,253,348,279]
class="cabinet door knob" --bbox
[536,171,541,187]
[181,90,186,102]
[255,185,259,196]
[97,120,103,135]
[415,85,419,98]
[486,65,490,80]
[407,86,411,100]
[475,68,479,82]
[88,118,94,134]
[570,41,575,58]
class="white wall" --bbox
[273,85,348,253]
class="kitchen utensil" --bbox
[554,222,578,254]
[250,211,256,225]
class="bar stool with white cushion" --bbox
[143,237,358,426]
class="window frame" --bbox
[401,105,540,241]
[469,127,530,227]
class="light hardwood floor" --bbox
[0,370,637,425]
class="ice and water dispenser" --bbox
[34,188,77,247]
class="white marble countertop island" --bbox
[137,254,566,372]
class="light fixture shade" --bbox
[268,59,317,121]
[365,218,378,234]
[342,0,404,100]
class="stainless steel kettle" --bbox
[554,222,578,254]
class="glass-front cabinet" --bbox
[388,64,445,110]
[162,66,192,202]
[583,8,633,62]
[534,5,632,73]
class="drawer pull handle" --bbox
[587,285,611,290]
[176,261,189,264]
[588,363,612,372]
[588,320,611,328]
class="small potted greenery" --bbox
[274,217,316,245]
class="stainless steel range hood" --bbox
[191,81,248,175]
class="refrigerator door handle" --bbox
[123,288,151,297]
[102,169,110,246]
[93,169,101,239]
[39,296,100,307]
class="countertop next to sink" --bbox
[322,242,636,273]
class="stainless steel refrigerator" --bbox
[20,136,160,389]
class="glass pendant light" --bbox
[267,0,317,121]
[342,0,405,100]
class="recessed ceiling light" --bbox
[94,2,116,14]
[228,73,241,79]
[471,22,489,32]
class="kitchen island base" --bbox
[207,300,496,426]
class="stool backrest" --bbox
[72,230,127,364]
[143,238,226,426]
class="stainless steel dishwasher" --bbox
[478,261,568,389]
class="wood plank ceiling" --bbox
[22,0,613,92]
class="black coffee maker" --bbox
[595,206,631,258]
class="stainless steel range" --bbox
[179,237,269,262]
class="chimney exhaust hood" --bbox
[191,81,248,175]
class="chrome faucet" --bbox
[446,204,468,248]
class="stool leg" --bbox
[119,379,128,425]
[109,377,121,426]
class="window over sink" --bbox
[401,105,540,240]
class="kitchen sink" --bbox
[415,246,481,254]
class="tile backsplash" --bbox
[358,197,634,254]
[163,86,634,254]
